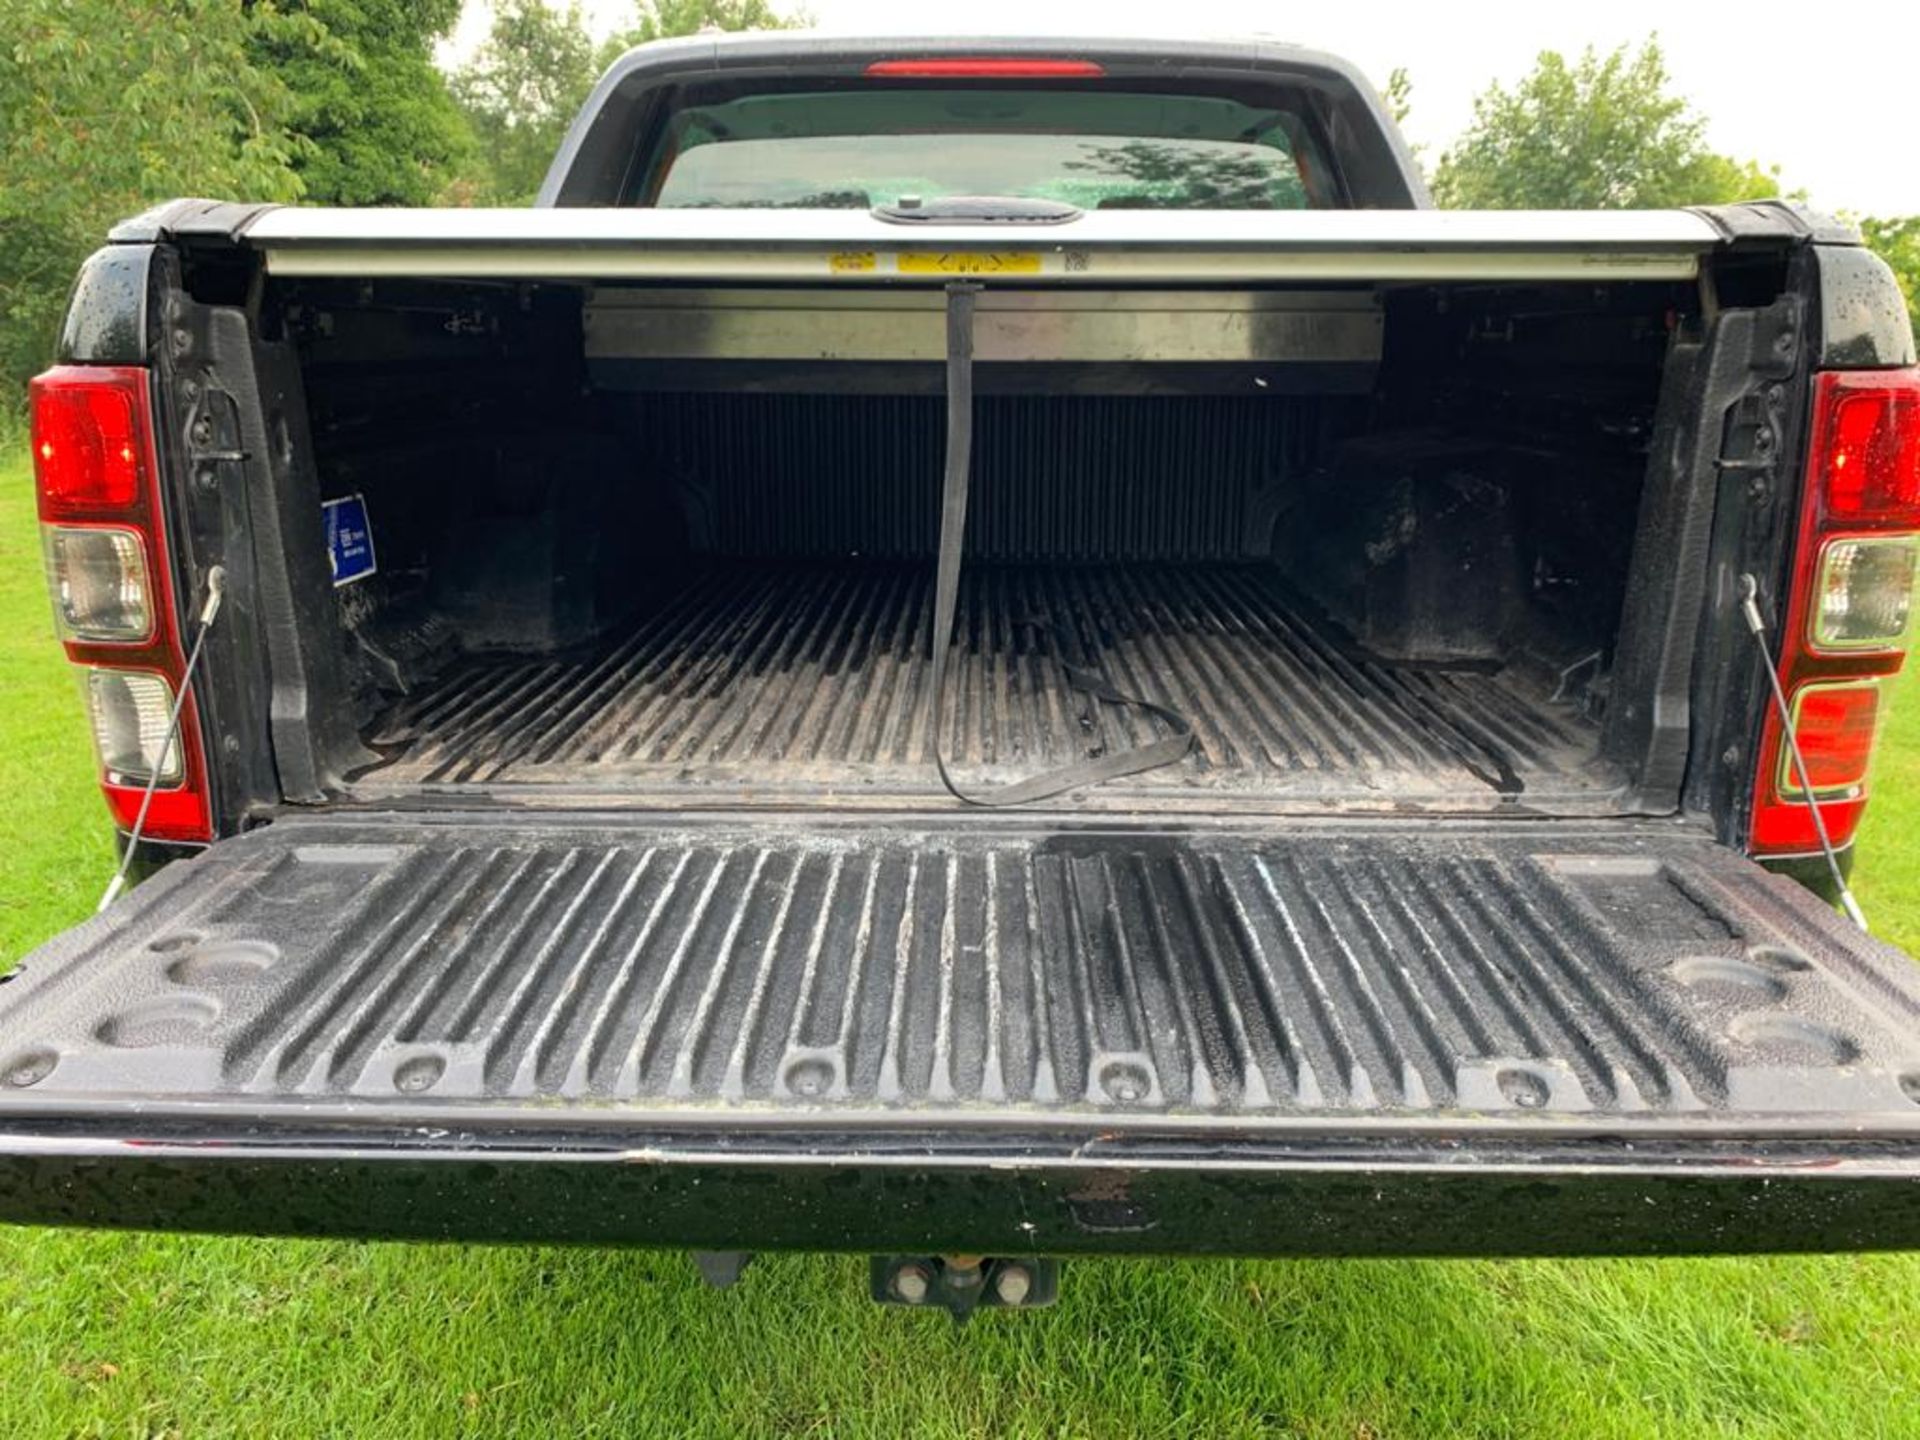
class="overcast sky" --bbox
[446,0,1920,215]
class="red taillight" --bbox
[31,369,147,515]
[101,775,209,839]
[1780,682,1881,795]
[864,57,1106,78]
[1750,367,1918,859]
[1813,371,1920,526]
[29,365,212,843]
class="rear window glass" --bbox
[645,89,1332,210]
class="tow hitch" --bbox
[688,1252,1061,1317]
[870,1255,1061,1319]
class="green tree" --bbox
[0,0,304,401]
[451,0,800,205]
[1432,40,1780,209]
[1861,217,1920,335]
[609,0,795,49]
[1382,67,1413,129]
[250,0,473,206]
[448,0,597,205]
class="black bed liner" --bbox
[8,810,1920,1252]
[358,564,1616,811]
[6,810,1917,1127]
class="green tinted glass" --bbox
[649,89,1324,210]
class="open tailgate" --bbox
[3,812,1919,1255]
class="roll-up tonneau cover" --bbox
[228,206,1732,284]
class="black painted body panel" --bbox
[55,245,153,365]
[4,1126,1918,1257]
[1813,244,1918,369]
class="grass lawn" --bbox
[3,446,1920,1437]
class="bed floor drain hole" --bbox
[394,1055,445,1094]
[3,1049,57,1088]
[1669,956,1789,1002]
[1728,1013,1859,1065]
[1496,1067,1551,1108]
[1901,1074,1920,1106]
[167,942,280,985]
[147,932,204,955]
[95,995,221,1049]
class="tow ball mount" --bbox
[870,1255,1061,1319]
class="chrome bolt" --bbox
[994,1264,1032,1307]
[893,1264,930,1305]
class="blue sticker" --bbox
[323,493,377,587]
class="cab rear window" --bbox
[643,88,1334,210]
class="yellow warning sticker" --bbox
[896,252,1044,275]
[829,251,878,274]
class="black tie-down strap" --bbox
[930,284,1195,806]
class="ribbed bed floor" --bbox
[363,564,1616,807]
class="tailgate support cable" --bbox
[1738,573,1869,932]
[929,283,1194,806]
[97,565,226,913]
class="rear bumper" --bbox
[3,1114,1919,1256]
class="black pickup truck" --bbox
[8,35,1920,1310]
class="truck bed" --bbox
[358,563,1615,810]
